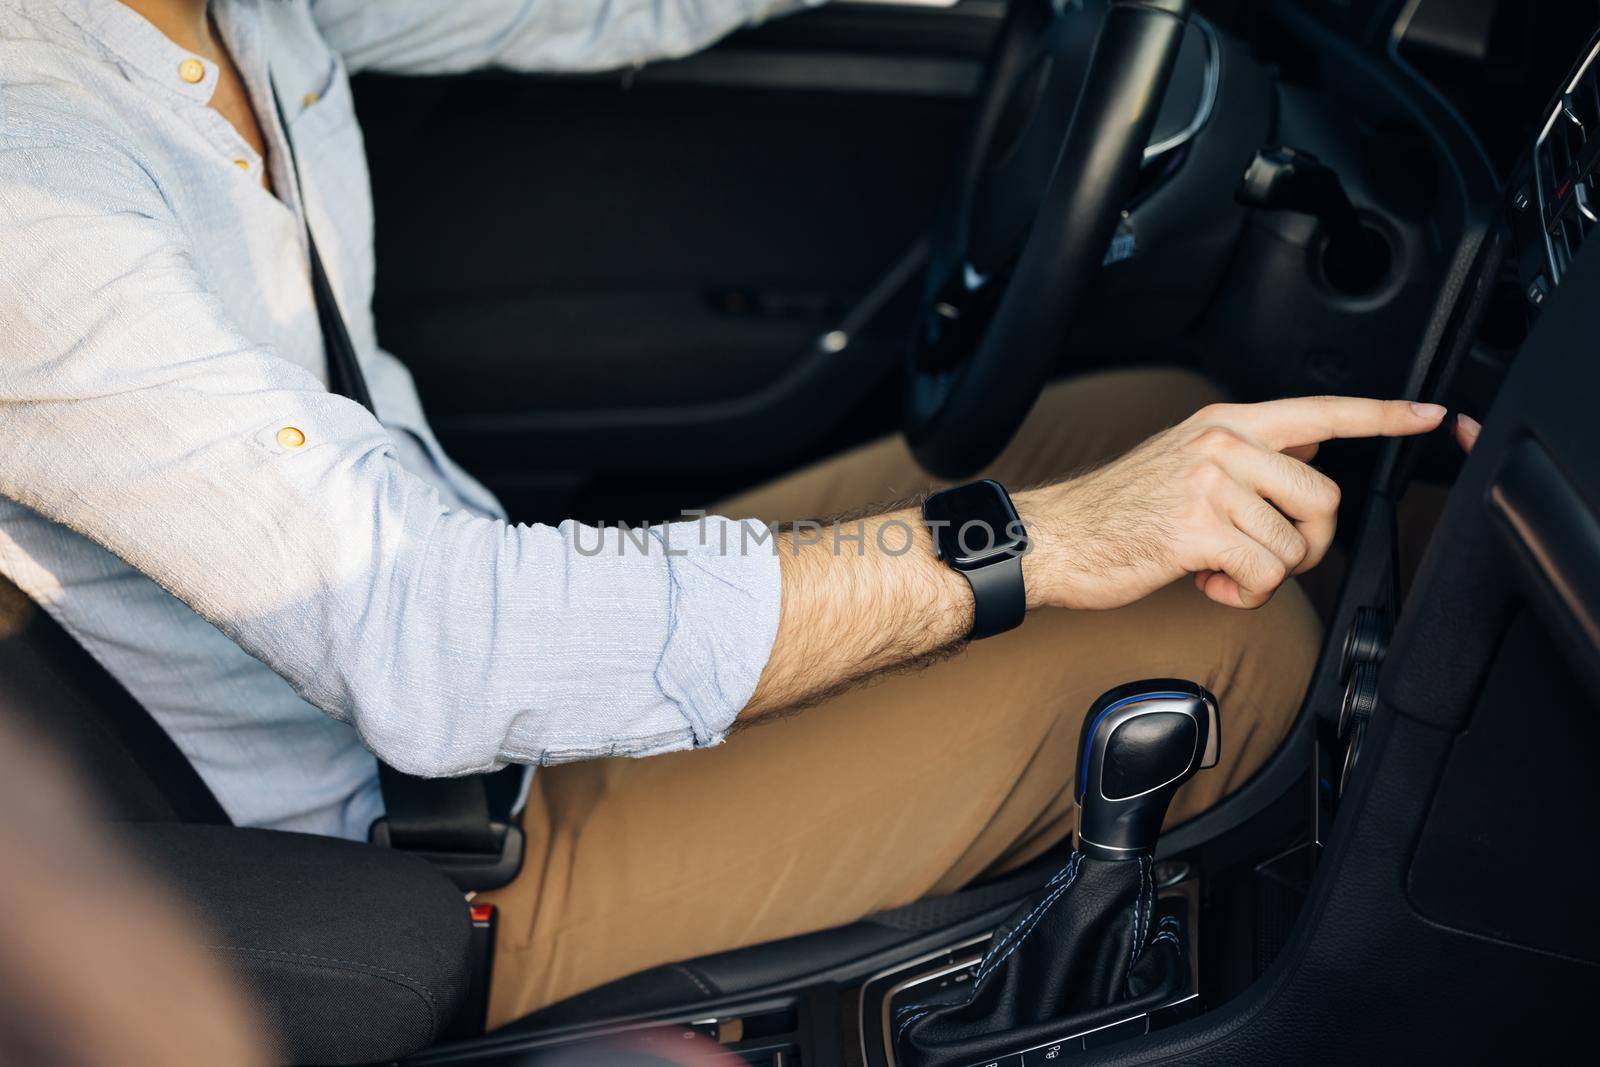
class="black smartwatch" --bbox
[922,479,1028,639]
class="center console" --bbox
[414,678,1220,1067]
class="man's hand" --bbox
[1016,398,1447,611]
[743,395,1445,720]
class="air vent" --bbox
[1534,39,1600,285]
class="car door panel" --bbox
[355,3,1005,520]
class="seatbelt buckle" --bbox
[441,902,498,1040]
[368,817,525,892]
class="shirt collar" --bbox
[51,0,261,105]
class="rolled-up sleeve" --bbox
[0,113,781,777]
[311,0,826,75]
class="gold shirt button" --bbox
[233,159,250,171]
[303,91,320,107]
[276,426,307,449]
[179,58,206,84]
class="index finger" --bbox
[1215,396,1447,452]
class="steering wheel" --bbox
[905,0,1192,479]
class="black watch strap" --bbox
[964,554,1026,640]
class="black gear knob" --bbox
[1074,680,1220,860]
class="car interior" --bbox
[3,0,1599,1063]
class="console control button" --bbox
[1526,275,1550,307]
[1338,606,1390,681]
[1338,660,1380,739]
[963,1055,1023,1067]
[1022,1037,1079,1062]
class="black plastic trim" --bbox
[1488,437,1600,693]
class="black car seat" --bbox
[0,573,474,1064]
[0,571,1063,1062]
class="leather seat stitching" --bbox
[672,964,715,998]
[894,851,1088,1044]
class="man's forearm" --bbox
[316,0,827,78]
[741,506,971,719]
[740,493,1059,720]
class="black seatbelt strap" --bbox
[268,86,371,413]
[306,232,374,412]
[270,81,521,889]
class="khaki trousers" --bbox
[481,368,1322,1027]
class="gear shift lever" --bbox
[1075,680,1219,860]
[897,681,1219,1067]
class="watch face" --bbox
[924,480,1026,567]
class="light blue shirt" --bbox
[0,0,804,839]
